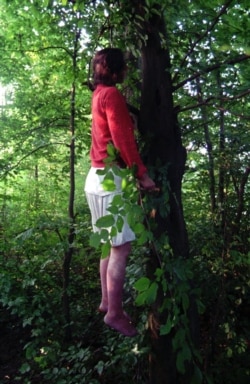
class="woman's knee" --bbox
[112,241,131,256]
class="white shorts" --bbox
[85,167,135,247]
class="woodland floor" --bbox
[0,308,30,384]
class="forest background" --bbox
[0,0,249,383]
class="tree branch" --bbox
[172,0,235,84]
[173,54,250,91]
[1,142,69,178]
[0,45,73,57]
[178,87,250,114]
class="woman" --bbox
[85,48,155,337]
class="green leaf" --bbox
[107,205,120,215]
[176,351,185,374]
[173,266,186,281]
[20,362,31,374]
[154,267,164,280]
[109,226,117,237]
[176,345,192,374]
[146,281,158,304]
[96,214,115,228]
[23,317,33,327]
[173,328,186,350]
[89,232,102,249]
[135,290,149,306]
[96,169,106,176]
[100,229,110,242]
[136,230,150,245]
[182,292,190,312]
[101,242,111,258]
[101,179,116,191]
[121,177,129,190]
[112,194,123,205]
[107,142,117,157]
[134,277,150,292]
[191,365,203,384]
[116,215,124,232]
[227,347,233,358]
[160,316,173,335]
[95,360,105,375]
[134,222,145,234]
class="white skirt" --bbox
[85,167,135,246]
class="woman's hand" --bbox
[138,173,156,191]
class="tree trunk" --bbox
[139,15,188,260]
[134,3,198,383]
[62,83,76,342]
[62,29,80,342]
[195,78,216,212]
[216,70,226,232]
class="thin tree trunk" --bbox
[196,78,216,212]
[34,164,40,209]
[62,83,76,342]
[62,29,80,342]
[230,166,250,238]
[217,71,226,229]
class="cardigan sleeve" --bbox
[104,87,147,179]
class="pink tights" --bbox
[99,242,137,337]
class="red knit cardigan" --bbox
[90,84,147,179]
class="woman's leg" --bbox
[99,256,110,312]
[104,242,137,337]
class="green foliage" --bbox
[89,164,151,258]
[0,0,249,383]
[135,253,205,381]
[88,162,206,382]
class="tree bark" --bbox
[62,29,80,342]
[139,10,188,259]
[196,77,216,212]
[133,2,198,382]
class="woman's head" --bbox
[92,48,127,88]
